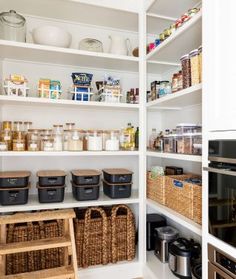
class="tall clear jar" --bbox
[27,129,40,151]
[176,135,185,154]
[53,133,63,151]
[181,54,191,88]
[0,130,12,150]
[13,121,23,132]
[198,46,202,83]
[63,130,70,151]
[164,135,176,153]
[104,130,120,151]
[68,129,83,151]
[24,121,32,132]
[88,130,102,151]
[53,124,63,135]
[83,130,88,151]
[65,123,75,130]
[2,121,12,131]
[189,49,200,85]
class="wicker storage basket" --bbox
[6,219,64,275]
[147,171,166,205]
[165,174,202,224]
[74,204,136,268]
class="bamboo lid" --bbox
[102,168,133,175]
[71,169,101,176]
[37,170,67,177]
[0,171,31,178]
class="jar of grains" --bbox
[180,54,191,88]
[198,46,202,83]
[88,130,102,151]
[1,129,12,150]
[189,49,200,85]
[105,130,120,151]
[41,138,54,151]
[68,129,83,151]
[27,129,40,151]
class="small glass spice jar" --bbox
[105,130,120,151]
[181,54,191,89]
[190,49,200,85]
[2,121,12,131]
[88,130,102,151]
[68,129,83,151]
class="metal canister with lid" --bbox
[154,226,179,263]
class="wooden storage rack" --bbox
[0,209,78,279]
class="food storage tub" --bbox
[0,171,31,188]
[37,184,65,203]
[163,135,176,153]
[0,184,30,205]
[37,170,66,186]
[72,182,100,201]
[192,133,202,155]
[103,130,120,151]
[102,168,133,184]
[103,180,132,199]
[176,134,194,154]
[87,130,102,151]
[71,169,101,185]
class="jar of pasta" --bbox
[189,49,200,85]
[68,129,83,151]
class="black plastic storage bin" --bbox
[71,169,101,185]
[0,184,30,205]
[37,184,65,203]
[72,181,100,201]
[102,168,133,184]
[103,180,132,199]
[0,171,31,188]
[37,170,66,186]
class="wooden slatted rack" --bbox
[0,209,78,279]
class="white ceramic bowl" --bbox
[32,25,72,48]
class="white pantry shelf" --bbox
[0,190,140,213]
[147,13,176,36]
[146,199,202,236]
[145,251,176,279]
[0,40,139,72]
[0,95,140,111]
[146,83,202,110]
[146,151,202,162]
[146,10,202,64]
[0,0,139,32]
[0,151,139,157]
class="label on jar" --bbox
[4,136,10,141]
[16,143,24,148]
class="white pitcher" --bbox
[108,35,132,56]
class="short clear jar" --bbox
[27,130,40,151]
[88,130,102,151]
[104,130,120,151]
[68,129,83,151]
[41,138,54,151]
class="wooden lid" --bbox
[102,168,133,175]
[0,171,31,178]
[37,170,67,177]
[71,169,101,176]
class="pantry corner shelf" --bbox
[0,190,140,213]
[146,199,202,236]
[146,10,202,64]
[146,83,202,110]
[0,95,140,111]
[146,151,202,162]
[0,151,140,157]
[0,40,139,72]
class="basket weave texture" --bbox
[74,204,136,268]
[147,171,166,205]
[6,219,64,275]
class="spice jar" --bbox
[172,74,179,93]
[13,138,25,151]
[41,138,54,151]
[1,130,12,150]
[88,130,102,151]
[181,54,191,89]
[105,130,120,151]
[2,121,12,131]
[68,129,83,151]
[65,123,75,130]
[198,46,202,83]
[190,49,200,85]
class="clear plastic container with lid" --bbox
[164,135,176,153]
[88,130,102,151]
[192,133,202,155]
[104,130,120,151]
[180,54,191,88]
[189,49,200,85]
[198,46,202,83]
[68,129,83,151]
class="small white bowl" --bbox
[32,25,72,48]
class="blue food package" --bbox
[72,87,89,101]
[71,73,93,86]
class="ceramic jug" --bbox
[108,35,131,56]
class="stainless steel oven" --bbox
[204,140,236,248]
[208,244,236,279]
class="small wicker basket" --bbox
[147,171,166,205]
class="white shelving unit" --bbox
[146,151,202,162]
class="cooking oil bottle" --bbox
[120,123,135,150]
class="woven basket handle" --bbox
[82,207,108,268]
[111,204,135,263]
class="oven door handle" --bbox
[203,167,236,177]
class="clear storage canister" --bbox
[88,130,102,151]
[0,142,7,151]
[183,134,193,154]
[198,46,202,83]
[13,138,25,151]
[2,121,12,131]
[63,130,70,151]
[181,54,191,89]
[105,130,120,151]
[24,121,32,132]
[41,138,54,151]
[68,129,83,151]
[176,124,198,134]
[192,133,202,155]
[176,135,185,154]
[1,130,12,150]
[164,135,176,153]
[53,133,63,151]
[27,129,40,151]
[189,49,200,85]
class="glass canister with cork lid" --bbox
[104,130,120,151]
[53,124,63,151]
[27,129,40,151]
[1,121,12,150]
[13,121,25,151]
[88,130,103,151]
[68,129,83,151]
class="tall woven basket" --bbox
[74,204,136,268]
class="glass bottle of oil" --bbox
[120,123,135,151]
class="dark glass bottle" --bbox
[135,127,139,149]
